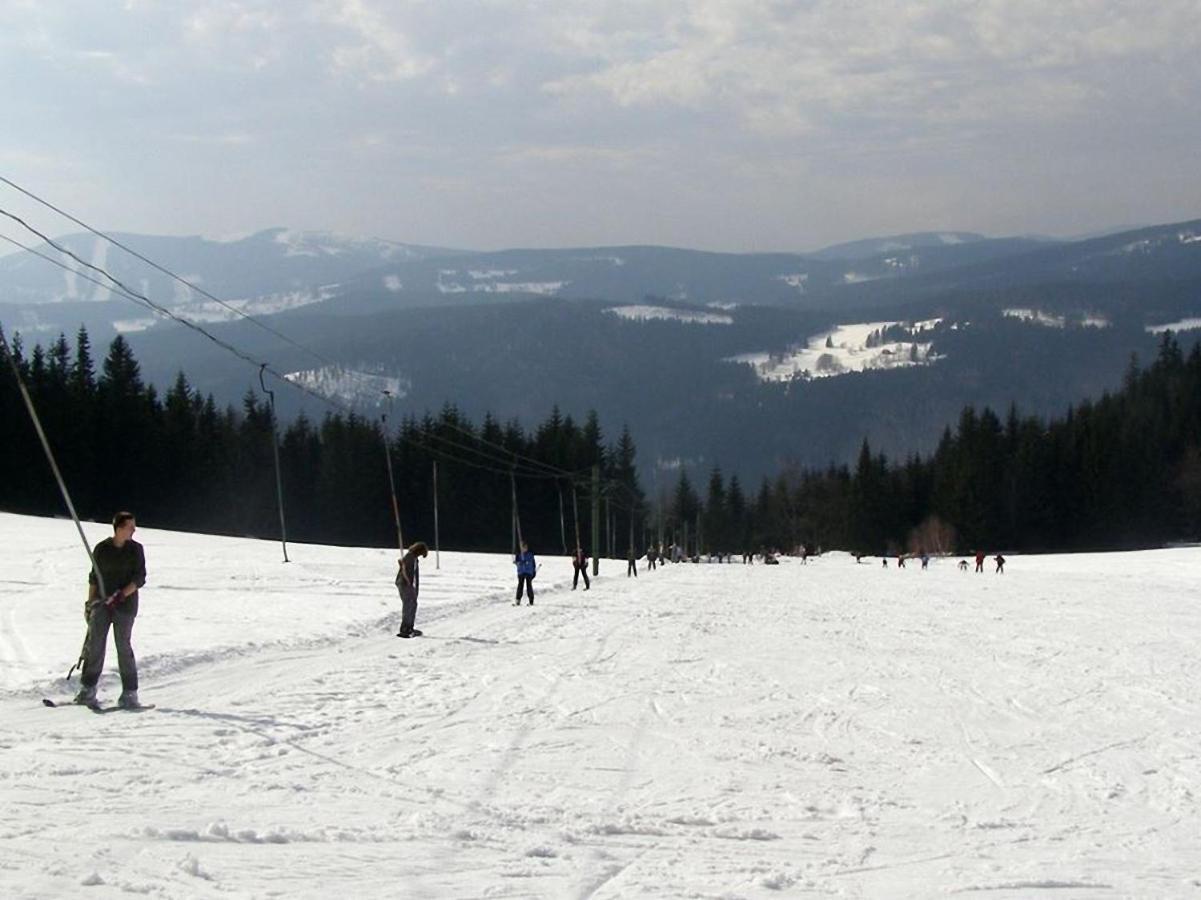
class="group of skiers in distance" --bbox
[393,539,800,637]
[856,549,1007,573]
[72,510,1015,709]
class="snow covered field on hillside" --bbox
[2,512,1200,898]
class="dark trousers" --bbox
[627,559,638,577]
[516,574,534,603]
[81,597,138,692]
[572,564,590,589]
[397,585,418,635]
[648,558,657,570]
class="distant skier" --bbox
[395,541,428,638]
[646,544,658,571]
[920,552,930,570]
[994,554,1006,574]
[627,546,639,578]
[75,512,146,709]
[974,550,985,573]
[897,554,906,569]
[571,545,590,590]
[958,559,969,571]
[515,541,536,605]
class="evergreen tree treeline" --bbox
[0,328,644,552]
[7,328,1201,556]
[669,334,1201,556]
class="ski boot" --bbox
[73,684,98,707]
[117,691,143,710]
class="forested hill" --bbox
[0,328,643,553]
[4,327,1200,555]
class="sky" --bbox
[1,0,1200,253]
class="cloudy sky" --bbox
[2,0,1199,253]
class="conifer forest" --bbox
[4,326,1200,556]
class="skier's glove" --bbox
[105,590,125,607]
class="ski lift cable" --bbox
[3,207,586,486]
[435,417,582,480]
[2,214,555,483]
[0,175,341,372]
[0,329,109,678]
[1,194,594,487]
[1,183,613,489]
[413,429,570,480]
[3,211,646,499]
[0,233,166,312]
[0,179,584,485]
[0,207,286,374]
[5,223,653,565]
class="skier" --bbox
[897,553,906,569]
[994,553,1006,574]
[627,546,639,578]
[646,544,658,571]
[571,545,590,590]
[921,552,930,570]
[958,559,969,571]
[515,541,536,605]
[974,550,985,573]
[395,541,428,638]
[75,512,146,709]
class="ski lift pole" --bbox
[2,329,107,677]
[557,482,567,555]
[571,483,582,551]
[432,459,441,570]
[259,365,289,563]
[591,465,600,576]
[510,469,524,548]
[381,390,404,553]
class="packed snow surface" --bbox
[1003,309,1067,329]
[2,511,1200,897]
[1147,318,1201,334]
[730,320,938,382]
[605,305,734,325]
[284,365,409,406]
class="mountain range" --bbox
[3,219,1200,482]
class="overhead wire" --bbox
[1,192,649,514]
[0,174,341,372]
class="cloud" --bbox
[0,0,1198,251]
[539,0,1201,136]
[318,0,436,83]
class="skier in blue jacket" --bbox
[515,541,536,605]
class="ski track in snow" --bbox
[2,513,1201,897]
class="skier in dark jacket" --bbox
[571,545,590,590]
[515,542,536,605]
[646,545,658,571]
[395,541,428,638]
[627,546,639,578]
[75,512,147,709]
[994,554,1006,574]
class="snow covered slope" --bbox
[2,512,1199,897]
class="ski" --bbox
[42,698,155,713]
[42,697,98,710]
